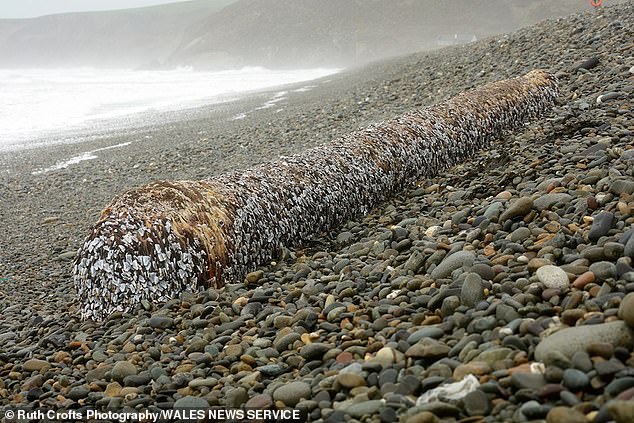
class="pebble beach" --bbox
[1,2,633,422]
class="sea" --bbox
[0,67,339,151]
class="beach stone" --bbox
[430,251,475,279]
[586,342,614,359]
[618,293,634,327]
[510,227,531,242]
[300,343,330,360]
[274,332,301,352]
[405,338,450,358]
[273,381,311,406]
[571,351,593,372]
[573,56,600,70]
[23,359,50,372]
[374,347,398,368]
[604,242,625,260]
[245,270,263,283]
[396,375,420,395]
[379,369,398,386]
[404,251,425,272]
[404,411,438,423]
[589,212,615,241]
[469,264,495,281]
[337,372,366,388]
[496,303,519,324]
[407,327,444,344]
[104,382,122,397]
[343,400,384,418]
[111,361,138,382]
[225,387,248,407]
[535,321,634,362]
[546,406,588,423]
[245,394,273,409]
[590,261,617,280]
[536,265,570,289]
[606,378,634,397]
[608,400,634,423]
[511,373,546,391]
[520,400,547,419]
[174,396,209,408]
[534,193,572,211]
[625,235,634,259]
[611,179,634,196]
[380,408,397,423]
[149,315,175,329]
[572,271,595,289]
[499,197,533,222]
[562,368,589,391]
[463,389,490,416]
[461,273,485,307]
[475,348,513,367]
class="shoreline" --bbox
[0,3,633,421]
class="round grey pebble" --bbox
[463,389,491,416]
[174,396,210,408]
[563,368,590,391]
[149,315,175,329]
[536,265,569,289]
[111,361,138,382]
[273,381,311,406]
[299,342,331,360]
[590,261,617,280]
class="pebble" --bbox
[463,389,491,416]
[562,368,589,391]
[546,406,589,423]
[342,400,384,418]
[407,326,444,344]
[461,273,485,307]
[535,321,634,362]
[111,361,138,382]
[589,211,615,241]
[618,293,634,327]
[534,193,572,211]
[273,381,311,406]
[405,338,450,358]
[499,197,533,222]
[22,359,50,372]
[173,396,209,408]
[148,315,175,329]
[590,261,617,280]
[299,342,331,360]
[430,251,475,279]
[337,372,366,388]
[608,400,634,423]
[536,265,570,289]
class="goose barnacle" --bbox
[74,70,559,320]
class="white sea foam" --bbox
[31,142,132,175]
[0,67,339,150]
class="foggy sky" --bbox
[0,0,193,19]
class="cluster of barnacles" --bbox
[74,70,559,320]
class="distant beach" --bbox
[0,67,339,152]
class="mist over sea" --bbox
[0,67,338,150]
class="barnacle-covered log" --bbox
[74,70,559,320]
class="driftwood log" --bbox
[74,70,559,320]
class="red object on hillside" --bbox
[590,0,603,7]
